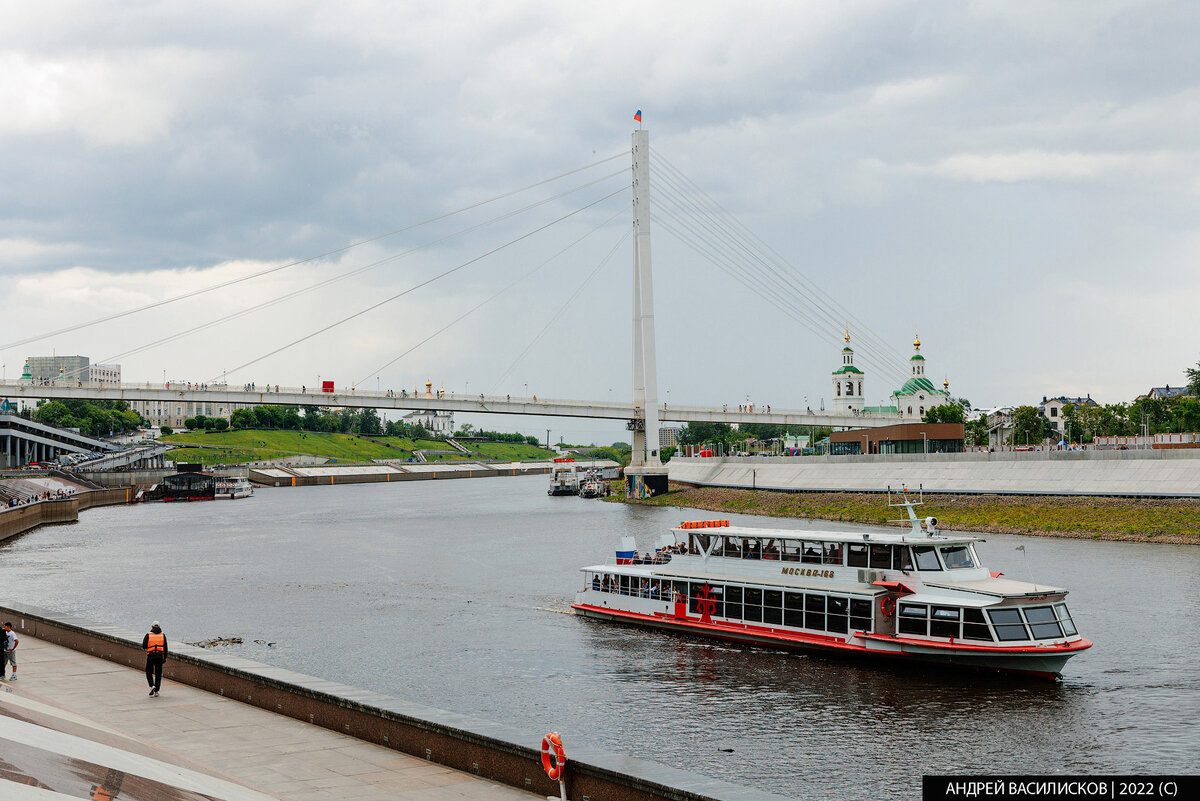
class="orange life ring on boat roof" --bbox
[880,597,896,617]
[541,732,566,781]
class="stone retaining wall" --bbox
[669,450,1200,497]
[0,487,131,543]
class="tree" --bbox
[184,417,200,431]
[230,408,257,429]
[33,401,74,429]
[1186,360,1200,396]
[357,408,382,436]
[212,418,229,431]
[964,414,988,447]
[923,404,965,425]
[679,422,733,446]
[160,425,174,435]
[1009,405,1052,446]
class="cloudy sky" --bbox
[2,1,1198,443]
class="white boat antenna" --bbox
[886,484,937,536]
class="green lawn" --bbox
[163,430,414,463]
[162,430,557,466]
[468,442,556,460]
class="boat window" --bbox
[911,546,942,571]
[725,586,743,620]
[847,544,868,568]
[822,542,843,565]
[763,589,783,624]
[930,606,960,638]
[636,577,651,598]
[898,603,927,636]
[651,580,663,599]
[694,534,711,553]
[618,575,631,595]
[1023,606,1063,639]
[672,581,689,601]
[743,587,763,622]
[849,599,873,632]
[869,545,892,569]
[743,539,761,560]
[762,540,781,561]
[689,583,720,614]
[987,608,1029,641]
[805,594,826,630]
[961,608,992,641]
[781,543,801,562]
[800,542,822,563]
[784,591,804,627]
[722,537,740,558]
[896,546,914,571]
[826,596,849,633]
[591,573,601,591]
[939,545,976,569]
[1054,603,1077,636]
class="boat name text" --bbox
[781,567,834,578]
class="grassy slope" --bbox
[621,485,1200,545]
[163,430,555,465]
[163,430,413,463]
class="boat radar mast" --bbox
[887,484,940,536]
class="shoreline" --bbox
[614,484,1200,545]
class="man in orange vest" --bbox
[142,621,167,696]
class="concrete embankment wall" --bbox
[669,450,1200,497]
[249,463,551,488]
[0,487,132,543]
[0,603,784,801]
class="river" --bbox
[2,475,1197,799]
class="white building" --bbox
[1038,395,1098,434]
[831,330,865,413]
[403,409,454,435]
[89,363,121,384]
[891,332,952,418]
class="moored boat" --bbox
[571,490,1091,678]
[215,476,254,499]
[548,459,580,496]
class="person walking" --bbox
[2,622,17,680]
[142,621,167,696]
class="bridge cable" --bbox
[212,186,627,382]
[356,209,628,387]
[650,183,909,389]
[1,150,628,354]
[59,169,629,381]
[651,148,907,365]
[650,149,912,388]
[489,228,632,396]
[650,156,909,381]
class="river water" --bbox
[2,476,1197,799]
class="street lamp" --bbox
[524,382,528,398]
[922,432,928,454]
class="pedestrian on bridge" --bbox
[143,621,168,696]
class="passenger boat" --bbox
[214,476,254,499]
[572,491,1091,678]
[548,459,580,496]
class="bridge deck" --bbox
[0,635,534,800]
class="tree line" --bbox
[32,399,143,438]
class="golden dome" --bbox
[844,324,850,345]
[913,327,921,351]
[943,377,949,390]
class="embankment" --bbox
[0,603,785,801]
[0,487,132,544]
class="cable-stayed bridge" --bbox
[3,127,922,491]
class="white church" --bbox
[832,330,952,419]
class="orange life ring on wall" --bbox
[541,732,567,781]
[880,597,896,617]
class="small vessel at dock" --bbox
[215,475,254,499]
[548,459,580,496]
[579,470,606,498]
[572,490,1091,678]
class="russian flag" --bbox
[634,109,642,122]
[616,535,637,565]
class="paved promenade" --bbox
[0,634,535,801]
